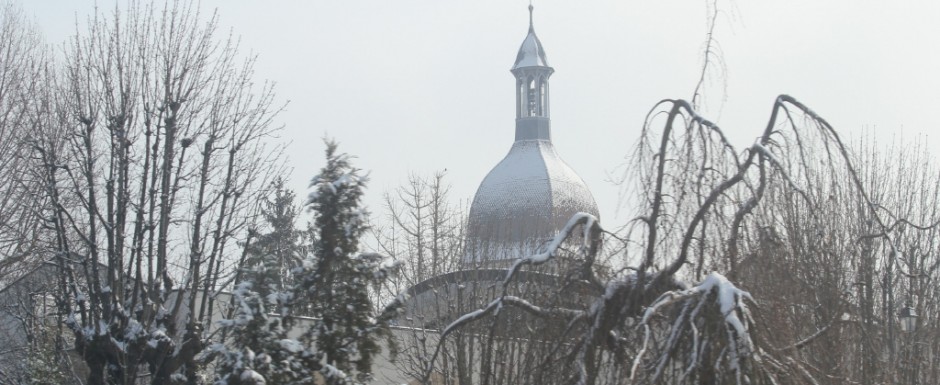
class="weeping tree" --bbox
[737,134,940,385]
[420,1,938,382]
[422,93,936,385]
[26,1,285,383]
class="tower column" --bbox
[541,77,552,118]
[516,79,523,118]
[511,5,554,141]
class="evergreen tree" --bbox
[211,183,315,385]
[210,275,318,385]
[213,141,401,385]
[244,179,304,297]
[288,140,402,384]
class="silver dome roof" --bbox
[464,140,599,265]
[463,5,597,267]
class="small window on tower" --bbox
[527,78,537,116]
[519,81,527,117]
[539,79,546,116]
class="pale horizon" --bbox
[19,0,940,228]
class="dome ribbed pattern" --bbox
[463,140,598,265]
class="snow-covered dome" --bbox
[464,140,598,266]
[462,4,598,267]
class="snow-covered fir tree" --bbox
[244,179,305,296]
[210,273,319,385]
[287,140,403,384]
[210,183,318,385]
[211,142,401,384]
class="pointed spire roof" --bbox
[512,4,550,70]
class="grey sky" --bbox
[19,0,940,227]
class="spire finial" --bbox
[528,2,534,31]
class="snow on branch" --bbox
[418,212,603,384]
[632,272,757,385]
[505,212,599,285]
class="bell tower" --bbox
[512,4,554,142]
[462,4,598,267]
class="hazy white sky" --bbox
[19,0,940,227]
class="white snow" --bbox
[442,298,502,336]
[278,339,303,353]
[240,369,265,384]
[696,273,752,338]
[321,364,346,380]
[633,272,756,385]
[505,212,598,283]
[124,319,143,340]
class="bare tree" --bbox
[421,94,940,385]
[0,260,94,384]
[0,2,50,285]
[372,171,470,383]
[737,133,940,384]
[25,2,285,383]
[377,171,464,288]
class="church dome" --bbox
[462,4,598,267]
[464,140,599,265]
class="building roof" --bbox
[464,5,598,267]
[512,5,550,70]
[464,140,598,265]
